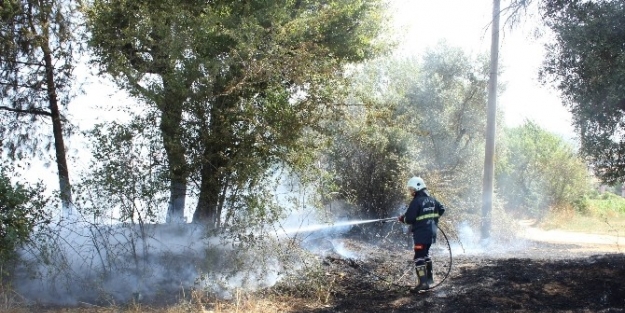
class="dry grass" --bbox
[0,282,28,313]
[0,295,300,313]
[0,238,331,313]
[0,284,315,313]
[541,208,625,237]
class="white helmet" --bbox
[407,176,426,191]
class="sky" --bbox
[390,0,576,141]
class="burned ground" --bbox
[15,225,625,312]
[281,234,625,313]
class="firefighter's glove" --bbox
[398,215,405,223]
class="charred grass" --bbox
[4,233,625,313]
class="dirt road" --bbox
[519,226,623,253]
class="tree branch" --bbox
[0,81,47,90]
[0,105,52,116]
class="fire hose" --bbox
[346,217,453,292]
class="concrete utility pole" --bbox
[482,0,500,241]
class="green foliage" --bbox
[319,57,412,219]
[541,0,625,184]
[85,0,389,225]
[323,100,410,219]
[402,43,491,214]
[0,167,48,263]
[73,114,168,224]
[496,121,590,217]
[323,43,491,219]
[0,0,79,122]
[572,195,590,215]
[0,0,81,209]
[546,191,625,234]
[587,192,625,215]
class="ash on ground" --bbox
[277,227,625,313]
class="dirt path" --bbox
[518,224,624,253]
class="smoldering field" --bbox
[9,205,404,306]
[6,207,590,309]
[12,217,299,306]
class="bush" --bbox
[323,123,409,219]
[496,121,591,218]
[588,192,625,215]
[0,168,48,263]
[572,196,591,215]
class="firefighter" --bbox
[398,176,446,291]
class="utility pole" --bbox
[482,0,500,241]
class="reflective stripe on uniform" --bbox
[415,213,439,221]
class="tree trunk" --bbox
[161,84,187,224]
[192,119,229,227]
[192,92,232,227]
[481,0,500,241]
[42,34,72,216]
[192,150,224,227]
[166,180,186,223]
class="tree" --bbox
[541,0,625,185]
[0,0,80,213]
[86,0,386,226]
[323,58,411,220]
[74,114,167,225]
[86,0,204,223]
[324,43,491,220]
[497,121,590,218]
[403,43,491,210]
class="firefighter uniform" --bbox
[399,177,446,291]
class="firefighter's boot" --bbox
[414,263,429,291]
[425,258,434,286]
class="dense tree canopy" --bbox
[86,0,387,226]
[541,0,625,184]
[323,58,411,220]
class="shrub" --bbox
[588,192,625,215]
[497,121,591,218]
[572,196,590,215]
[0,167,48,263]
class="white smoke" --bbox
[448,221,530,257]
[330,240,360,259]
[10,175,395,306]
[14,213,291,305]
[448,221,483,255]
[269,199,391,259]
